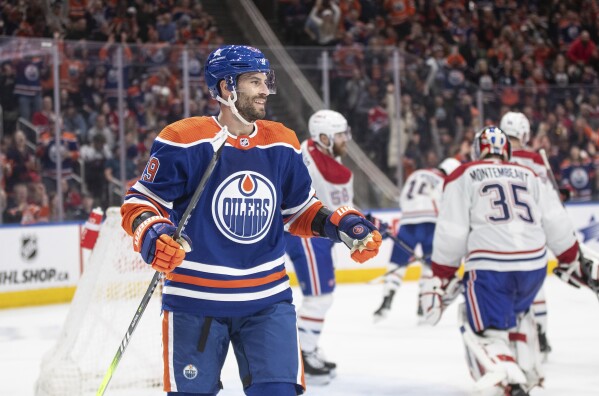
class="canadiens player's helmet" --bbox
[204,45,276,99]
[438,157,461,176]
[500,111,530,144]
[472,126,511,161]
[309,109,350,146]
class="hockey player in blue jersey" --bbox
[120,45,382,396]
[420,126,599,395]
[284,109,352,385]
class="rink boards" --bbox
[1,204,598,308]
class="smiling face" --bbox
[234,72,269,122]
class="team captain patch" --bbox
[212,171,276,244]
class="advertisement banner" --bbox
[566,203,599,253]
[0,224,81,293]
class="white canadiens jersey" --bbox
[301,139,353,208]
[399,169,445,225]
[432,160,577,272]
[511,149,548,183]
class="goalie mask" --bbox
[500,111,530,144]
[309,110,351,154]
[205,45,276,125]
[472,126,511,161]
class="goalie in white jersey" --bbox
[373,156,461,322]
[284,110,352,384]
[419,126,597,395]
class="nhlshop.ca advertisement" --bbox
[0,223,81,292]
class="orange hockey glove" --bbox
[133,216,192,273]
[323,206,383,263]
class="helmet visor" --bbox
[235,70,277,95]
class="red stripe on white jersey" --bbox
[302,239,321,295]
[466,270,484,332]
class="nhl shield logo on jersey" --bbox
[212,171,276,244]
[183,364,198,380]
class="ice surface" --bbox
[1,276,598,395]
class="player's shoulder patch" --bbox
[158,116,221,146]
[256,120,301,150]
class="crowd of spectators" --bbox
[278,0,599,201]
[0,0,225,224]
[3,0,599,226]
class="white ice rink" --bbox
[1,276,598,396]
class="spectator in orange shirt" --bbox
[3,183,49,225]
[385,0,416,41]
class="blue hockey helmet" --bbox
[472,125,511,161]
[204,45,276,99]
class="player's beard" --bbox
[333,142,347,157]
[236,93,267,122]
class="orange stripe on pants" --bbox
[162,311,171,391]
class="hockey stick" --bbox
[538,149,562,198]
[96,128,228,396]
[367,256,424,285]
[367,236,430,284]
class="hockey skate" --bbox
[506,384,530,396]
[373,290,395,323]
[302,350,332,385]
[315,347,337,378]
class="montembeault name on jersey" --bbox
[469,166,529,182]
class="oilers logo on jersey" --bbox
[570,167,590,189]
[212,171,276,244]
[183,364,198,380]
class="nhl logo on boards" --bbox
[183,364,198,380]
[21,234,38,261]
[240,137,250,147]
[212,171,276,244]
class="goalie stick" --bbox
[539,149,599,301]
[96,128,228,396]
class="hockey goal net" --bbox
[36,207,163,395]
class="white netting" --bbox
[36,207,163,395]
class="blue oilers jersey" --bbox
[122,116,319,317]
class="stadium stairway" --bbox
[202,0,307,135]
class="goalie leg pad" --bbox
[458,304,527,391]
[297,294,334,353]
[509,310,544,389]
[530,285,548,334]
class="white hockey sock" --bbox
[383,265,406,296]
[298,294,333,353]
